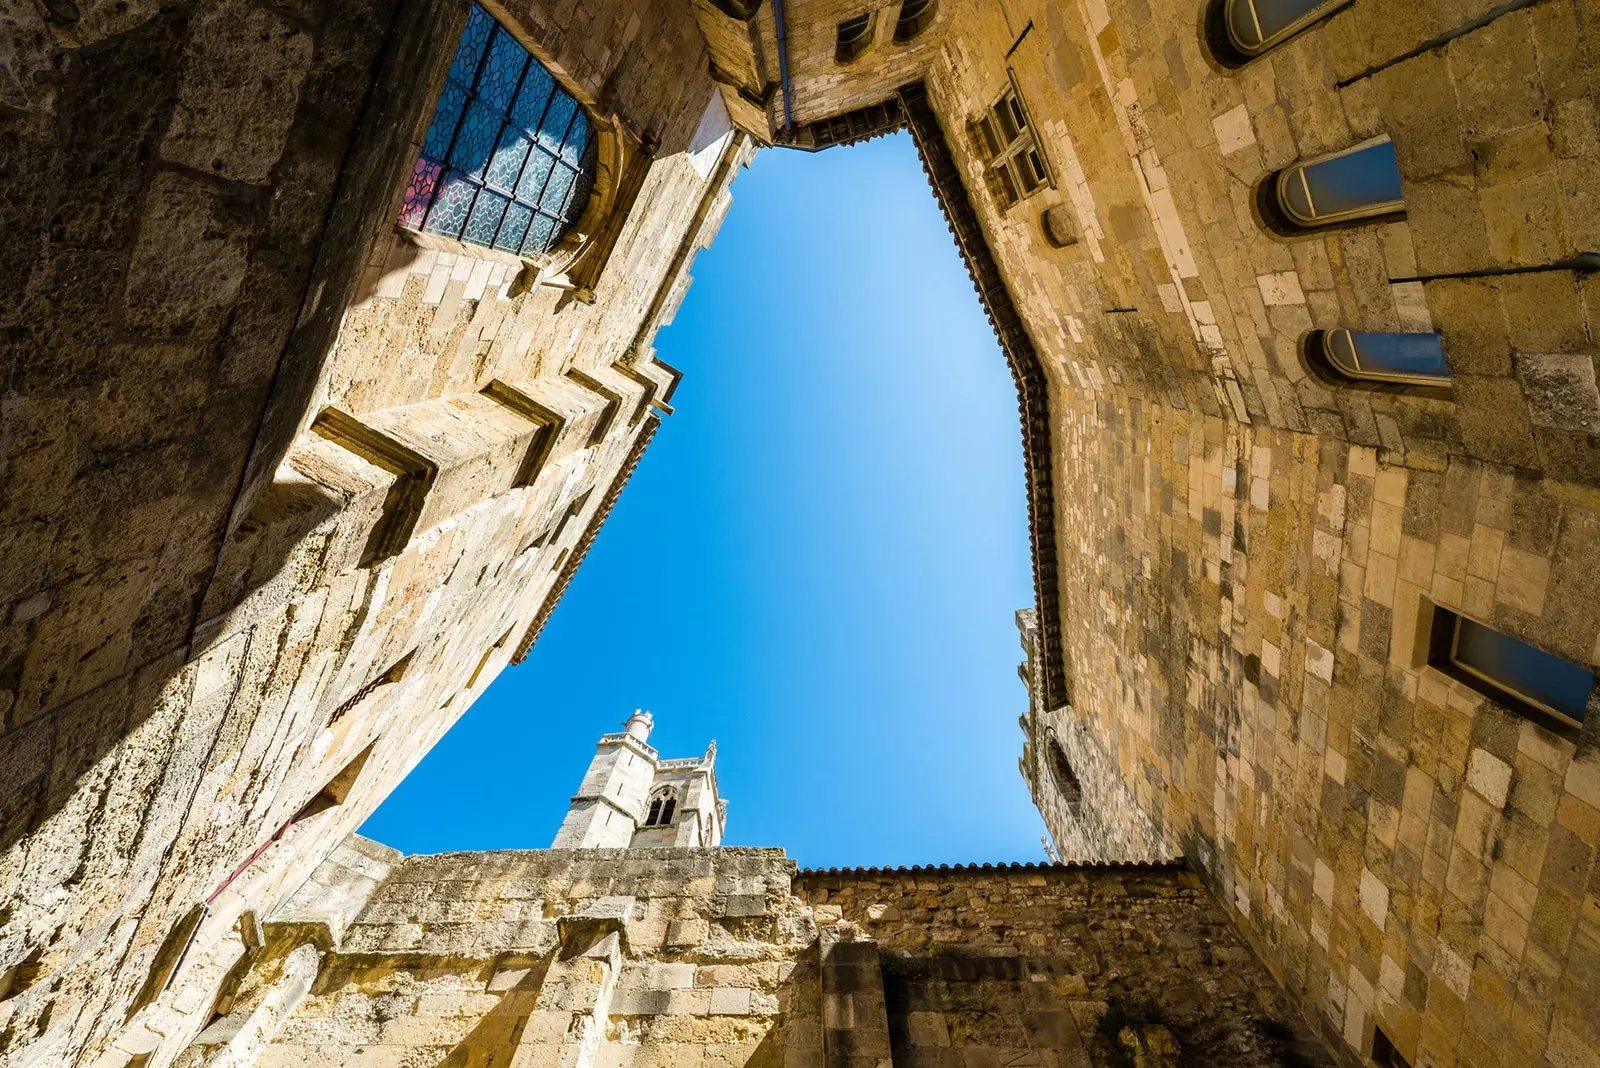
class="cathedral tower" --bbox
[551,712,726,849]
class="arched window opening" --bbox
[644,788,677,826]
[1260,137,1404,235]
[399,4,597,258]
[836,13,875,63]
[1206,0,1349,65]
[1046,731,1082,809]
[1306,329,1450,388]
[894,0,936,43]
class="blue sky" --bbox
[362,131,1047,868]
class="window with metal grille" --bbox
[836,13,875,62]
[978,85,1049,208]
[399,4,597,258]
[894,0,936,43]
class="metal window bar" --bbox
[399,4,596,257]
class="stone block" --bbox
[160,0,313,183]
[722,894,767,918]
[707,987,752,1015]
[1518,354,1600,434]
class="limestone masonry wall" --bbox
[799,863,1327,1067]
[183,844,1322,1068]
[0,0,743,1064]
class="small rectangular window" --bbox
[1428,606,1594,732]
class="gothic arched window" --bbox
[1311,330,1450,387]
[399,4,597,258]
[894,0,936,43]
[644,788,677,827]
[1221,0,1347,58]
[1266,137,1404,233]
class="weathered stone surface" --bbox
[4,2,1600,1068]
[1519,353,1600,433]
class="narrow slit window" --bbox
[1316,330,1449,387]
[399,4,596,257]
[1224,0,1346,56]
[1429,606,1594,731]
[836,13,874,62]
[894,0,936,43]
[1274,138,1404,229]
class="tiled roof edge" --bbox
[795,859,1189,876]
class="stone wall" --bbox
[0,0,747,1064]
[750,0,1600,1064]
[249,846,816,1068]
[1018,610,1175,865]
[128,842,1324,1068]
[798,862,1328,1067]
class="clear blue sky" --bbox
[362,131,1047,868]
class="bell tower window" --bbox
[399,4,597,257]
[644,788,678,827]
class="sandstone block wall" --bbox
[0,0,748,1064]
[138,843,1324,1068]
[757,1,1600,1064]
[254,847,816,1068]
[799,862,1327,1067]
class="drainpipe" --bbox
[773,0,794,135]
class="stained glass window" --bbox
[399,4,597,258]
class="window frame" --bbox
[893,0,936,43]
[1314,329,1451,389]
[1427,604,1594,738]
[644,787,678,827]
[1221,0,1349,57]
[1045,729,1083,812]
[1271,135,1405,230]
[978,78,1052,210]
